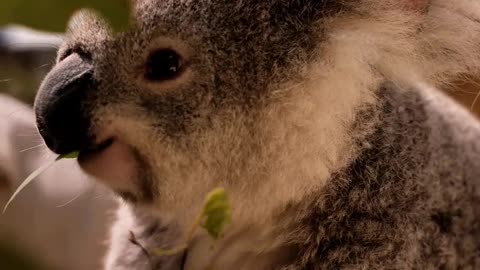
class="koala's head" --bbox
[34,0,480,219]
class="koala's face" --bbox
[35,0,444,213]
[35,0,344,207]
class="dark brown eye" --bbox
[145,49,183,81]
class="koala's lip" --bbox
[78,138,114,160]
[77,138,137,192]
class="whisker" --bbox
[34,63,52,70]
[20,143,45,153]
[56,192,84,208]
[15,127,41,139]
[56,182,97,208]
[4,42,61,50]
[466,80,480,111]
[5,108,30,118]
[471,89,480,111]
[15,129,41,140]
[16,133,41,137]
[453,87,479,95]
[92,194,104,200]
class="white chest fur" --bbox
[184,225,294,270]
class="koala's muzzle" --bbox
[35,53,93,155]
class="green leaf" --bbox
[3,151,79,213]
[201,188,232,239]
[58,151,80,160]
[150,188,232,258]
[3,159,56,213]
[0,0,130,33]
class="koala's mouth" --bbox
[78,137,115,160]
[77,136,139,193]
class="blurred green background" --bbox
[0,26,61,104]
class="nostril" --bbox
[58,45,92,62]
[35,53,94,155]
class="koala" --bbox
[34,0,480,269]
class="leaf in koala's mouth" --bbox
[2,151,79,213]
[59,151,80,159]
[78,139,114,159]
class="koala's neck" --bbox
[182,70,384,270]
[240,63,380,220]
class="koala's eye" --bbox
[145,49,183,81]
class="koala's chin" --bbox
[78,140,139,198]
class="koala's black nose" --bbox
[35,53,93,155]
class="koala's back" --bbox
[286,84,480,270]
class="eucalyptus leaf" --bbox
[2,152,79,213]
[0,0,130,33]
[150,188,232,258]
[2,159,56,213]
[58,151,80,160]
[201,188,232,239]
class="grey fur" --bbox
[105,83,480,270]
[34,0,480,269]
[283,84,480,269]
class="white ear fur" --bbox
[327,0,480,89]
